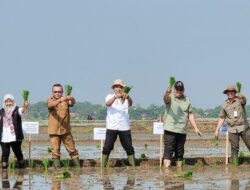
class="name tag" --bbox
[234,111,238,117]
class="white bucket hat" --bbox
[111,79,125,89]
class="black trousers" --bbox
[1,141,23,162]
[164,130,186,161]
[102,129,135,156]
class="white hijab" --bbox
[3,94,16,113]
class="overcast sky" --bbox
[1,0,250,108]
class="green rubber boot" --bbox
[232,155,239,166]
[52,158,61,168]
[72,157,80,168]
[176,161,183,168]
[102,154,109,168]
[127,155,135,167]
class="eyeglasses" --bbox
[53,91,62,94]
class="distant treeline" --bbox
[26,101,250,120]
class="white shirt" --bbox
[1,108,23,143]
[105,94,130,131]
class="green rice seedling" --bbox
[121,85,133,103]
[87,128,94,133]
[42,158,49,170]
[239,151,246,158]
[140,153,148,160]
[47,147,52,153]
[96,144,100,150]
[144,143,148,150]
[29,159,34,168]
[169,76,176,88]
[62,159,70,170]
[8,160,16,170]
[22,90,29,112]
[236,82,242,93]
[65,84,73,96]
[176,171,192,179]
[55,171,71,179]
[182,159,186,166]
[210,138,219,147]
[22,90,29,101]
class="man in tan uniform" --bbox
[215,85,250,166]
[47,83,80,168]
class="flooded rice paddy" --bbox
[2,120,250,189]
[1,166,250,189]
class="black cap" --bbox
[174,81,184,90]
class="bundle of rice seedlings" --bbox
[121,85,133,103]
[236,82,242,93]
[176,171,192,179]
[169,76,176,88]
[65,84,73,96]
[22,90,29,112]
[56,171,71,179]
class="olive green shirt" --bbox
[163,93,192,134]
[220,95,248,133]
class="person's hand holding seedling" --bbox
[121,85,133,104]
[64,84,75,105]
[166,76,176,94]
[22,90,29,113]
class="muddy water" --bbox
[1,166,250,189]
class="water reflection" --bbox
[101,170,135,190]
[1,170,24,190]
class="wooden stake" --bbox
[225,132,229,165]
[159,115,163,167]
[29,134,31,163]
[100,140,104,167]
[160,134,163,167]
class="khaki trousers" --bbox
[49,132,79,159]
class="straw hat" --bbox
[223,85,237,94]
[111,79,125,89]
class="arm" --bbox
[47,97,67,109]
[163,87,171,105]
[189,113,202,136]
[237,93,247,105]
[214,118,225,139]
[106,94,123,107]
[67,96,76,107]
[21,101,29,113]
[124,94,133,107]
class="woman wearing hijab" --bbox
[0,94,28,169]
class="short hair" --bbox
[52,83,63,92]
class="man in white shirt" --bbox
[102,79,135,167]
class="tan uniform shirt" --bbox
[47,97,71,135]
[220,95,248,133]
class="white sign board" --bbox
[94,128,107,140]
[220,122,228,135]
[22,122,39,134]
[153,122,164,135]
